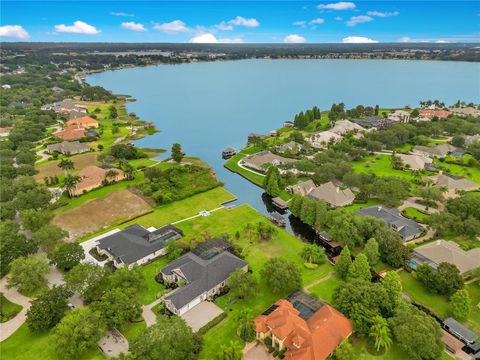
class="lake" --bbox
[87,59,480,224]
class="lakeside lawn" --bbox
[0,294,22,323]
[224,153,265,187]
[172,204,334,359]
[352,155,415,180]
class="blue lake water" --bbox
[87,59,480,220]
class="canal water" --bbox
[87,59,480,240]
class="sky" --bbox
[1,1,479,44]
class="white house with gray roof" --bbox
[357,206,423,241]
[96,224,183,269]
[161,239,248,316]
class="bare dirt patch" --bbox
[52,189,151,240]
[35,152,99,181]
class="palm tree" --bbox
[105,169,118,184]
[216,341,242,360]
[118,159,135,180]
[58,158,74,175]
[63,175,81,198]
[369,315,392,353]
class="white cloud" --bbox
[367,11,399,18]
[110,12,134,17]
[335,16,343,21]
[0,25,29,39]
[54,21,100,34]
[189,33,243,43]
[310,18,325,25]
[284,34,306,43]
[342,36,378,43]
[154,20,190,34]
[399,36,411,43]
[228,16,260,28]
[346,15,373,26]
[317,2,356,10]
[293,21,307,27]
[216,16,260,31]
[435,40,449,43]
[121,22,147,32]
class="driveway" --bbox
[0,276,31,342]
[97,329,129,358]
[243,344,275,360]
[80,229,121,266]
[180,301,224,332]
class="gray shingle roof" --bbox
[162,248,247,310]
[443,317,478,344]
[97,224,183,265]
[357,206,423,240]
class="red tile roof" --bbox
[419,109,451,119]
[255,300,353,360]
[53,125,86,141]
[66,116,98,128]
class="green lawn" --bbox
[344,198,383,212]
[171,204,334,359]
[402,207,430,223]
[0,294,22,323]
[136,257,170,305]
[352,155,414,180]
[465,282,480,333]
[224,153,265,187]
[0,323,105,360]
[308,275,341,303]
[434,159,480,183]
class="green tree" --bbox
[369,315,392,352]
[334,339,354,360]
[7,255,49,295]
[63,174,82,197]
[372,177,410,207]
[347,253,371,282]
[53,307,107,359]
[300,244,326,265]
[300,197,316,225]
[171,143,184,163]
[26,285,73,332]
[108,105,118,118]
[31,224,68,253]
[58,158,74,175]
[216,340,243,360]
[363,238,379,266]
[107,266,145,294]
[382,271,403,313]
[20,209,53,231]
[129,315,201,360]
[228,268,258,300]
[236,309,255,342]
[260,257,302,294]
[390,303,443,360]
[92,288,142,329]
[64,263,108,302]
[0,221,37,276]
[289,194,303,217]
[336,246,352,280]
[450,289,471,321]
[49,243,85,271]
[263,166,281,197]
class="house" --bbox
[276,141,303,154]
[53,125,86,141]
[418,109,451,119]
[2,84,11,89]
[388,110,411,123]
[353,116,393,129]
[442,317,480,356]
[222,147,236,158]
[51,86,64,93]
[254,291,353,360]
[398,153,433,170]
[69,165,125,196]
[41,100,88,116]
[428,173,480,193]
[450,107,480,118]
[411,240,480,276]
[8,101,28,109]
[269,211,286,227]
[441,330,465,358]
[96,224,183,269]
[0,127,11,137]
[307,131,342,149]
[241,151,297,172]
[290,180,316,196]
[465,134,480,147]
[66,116,99,129]
[284,120,294,128]
[160,238,248,315]
[357,206,423,241]
[330,120,366,135]
[308,181,355,207]
[272,197,289,211]
[46,141,90,155]
[412,144,458,158]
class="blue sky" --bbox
[1,1,479,43]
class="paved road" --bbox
[398,197,443,214]
[0,276,31,342]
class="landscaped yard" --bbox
[224,152,265,187]
[308,275,341,303]
[434,158,480,183]
[402,207,430,223]
[136,257,170,305]
[0,294,22,323]
[352,155,415,180]
[171,204,334,359]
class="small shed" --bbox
[269,212,286,227]
[272,197,288,211]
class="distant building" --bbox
[307,130,342,149]
[428,173,480,193]
[353,116,393,129]
[96,224,183,269]
[2,84,11,89]
[412,144,458,158]
[46,141,90,155]
[53,125,86,141]
[388,110,411,123]
[276,141,303,154]
[418,109,451,119]
[308,181,355,207]
[66,116,99,129]
[465,134,480,147]
[0,127,11,137]
[357,206,423,241]
[69,165,125,197]
[290,179,316,196]
[411,240,480,275]
[283,120,294,128]
[241,151,297,172]
[450,107,480,118]
[398,153,433,170]
[330,119,366,135]
[442,317,480,356]
[161,238,248,315]
[254,291,353,360]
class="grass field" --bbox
[435,159,480,183]
[34,152,99,181]
[352,155,415,180]
[308,275,341,303]
[224,152,265,186]
[402,207,430,223]
[170,204,334,359]
[136,257,170,305]
[0,294,22,323]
